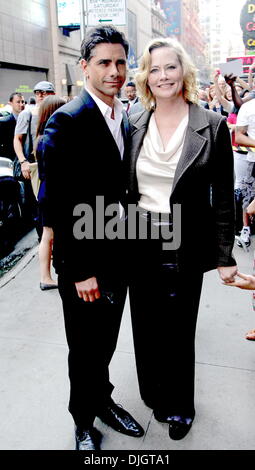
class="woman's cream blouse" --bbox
[136,113,188,213]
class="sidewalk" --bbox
[0,240,255,450]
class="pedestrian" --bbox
[0,93,25,161]
[224,271,255,341]
[35,95,66,290]
[14,81,55,180]
[235,97,255,248]
[225,197,255,341]
[213,71,234,116]
[124,81,139,114]
[13,81,55,235]
[41,25,144,450]
[198,88,208,108]
[127,37,237,441]
[0,92,25,253]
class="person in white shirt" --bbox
[235,99,255,248]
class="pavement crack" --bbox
[141,410,154,444]
[0,335,67,348]
[196,360,255,373]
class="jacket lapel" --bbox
[129,103,209,201]
[171,103,208,198]
[121,110,129,146]
[129,110,152,187]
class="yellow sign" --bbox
[248,3,255,13]
[15,85,33,93]
[232,145,255,152]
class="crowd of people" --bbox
[0,25,255,450]
[198,66,255,249]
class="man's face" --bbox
[11,95,25,114]
[81,42,127,106]
[34,90,54,105]
[125,86,136,101]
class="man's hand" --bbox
[224,271,255,290]
[75,276,101,302]
[217,265,238,283]
[224,73,237,87]
[21,160,31,180]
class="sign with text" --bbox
[227,55,255,74]
[57,0,80,28]
[240,1,255,50]
[160,0,181,37]
[86,0,127,26]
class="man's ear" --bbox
[80,59,89,78]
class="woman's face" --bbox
[147,47,184,102]
[225,87,232,101]
[209,85,216,98]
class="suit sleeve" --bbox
[211,117,236,267]
[42,110,98,282]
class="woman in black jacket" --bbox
[127,37,237,441]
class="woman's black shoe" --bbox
[168,419,192,440]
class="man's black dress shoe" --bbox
[75,426,102,450]
[154,410,193,440]
[168,419,192,440]
[97,401,144,437]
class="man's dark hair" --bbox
[81,25,129,61]
[9,92,23,102]
[29,96,36,105]
[126,82,136,88]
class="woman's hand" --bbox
[213,71,219,83]
[224,271,255,290]
[217,265,238,283]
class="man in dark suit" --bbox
[125,82,139,114]
[41,25,144,450]
[0,93,25,160]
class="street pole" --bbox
[80,0,86,42]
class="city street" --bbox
[0,236,255,451]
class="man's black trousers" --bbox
[58,273,127,428]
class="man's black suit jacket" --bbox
[0,113,17,160]
[41,89,129,282]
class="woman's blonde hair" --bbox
[135,37,198,110]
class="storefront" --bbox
[0,63,48,105]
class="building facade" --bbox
[151,1,167,39]
[0,0,55,105]
[199,0,245,81]
[158,0,208,84]
[54,0,154,95]
[0,0,163,104]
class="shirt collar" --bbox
[85,86,123,121]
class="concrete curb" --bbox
[0,245,38,289]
